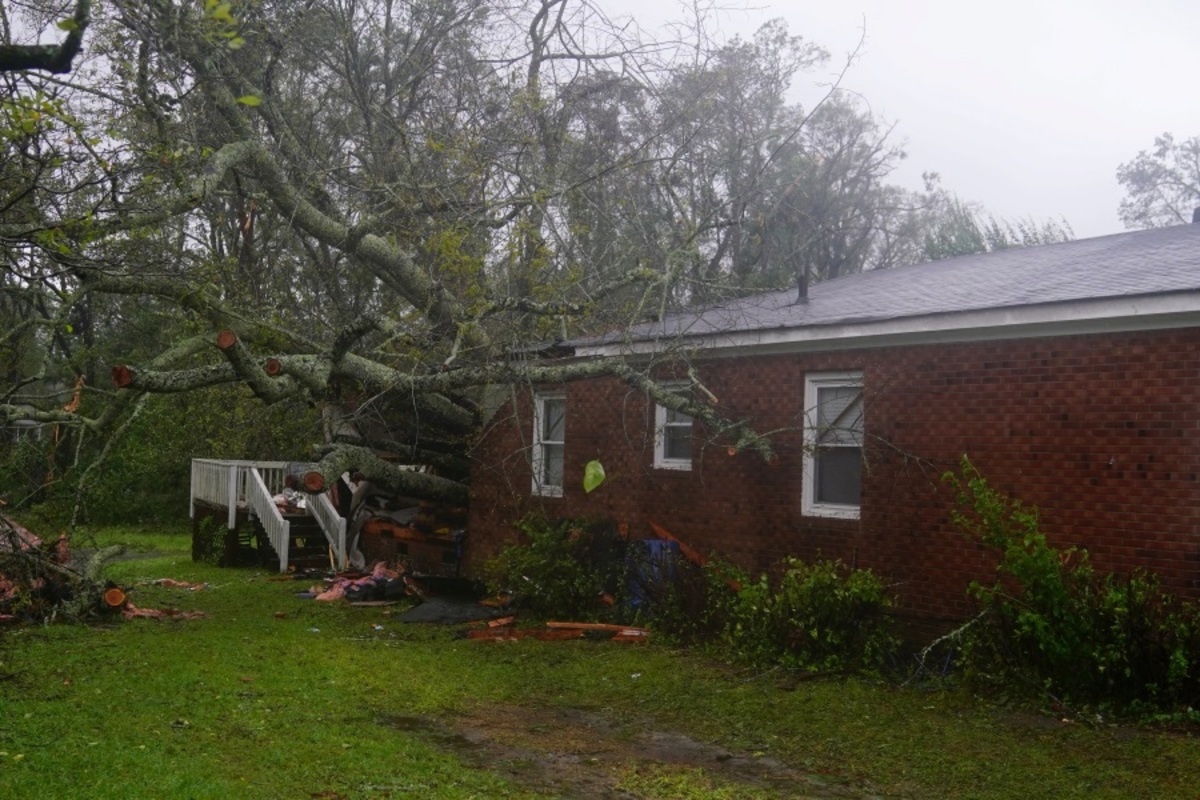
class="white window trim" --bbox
[653,389,693,471]
[532,393,565,497]
[802,371,864,519]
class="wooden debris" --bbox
[467,620,651,643]
[648,521,741,592]
[546,621,651,634]
[121,603,206,621]
[649,521,707,567]
[466,627,583,642]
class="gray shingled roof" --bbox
[591,222,1200,344]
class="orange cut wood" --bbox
[103,587,127,608]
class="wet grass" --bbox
[0,522,1197,798]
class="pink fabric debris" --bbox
[371,561,401,580]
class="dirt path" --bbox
[379,704,888,799]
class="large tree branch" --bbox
[112,363,237,394]
[322,436,470,479]
[302,444,469,507]
[214,329,299,404]
[0,0,89,74]
[0,139,260,243]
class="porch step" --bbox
[288,517,332,570]
[254,516,331,572]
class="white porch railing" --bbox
[189,459,347,572]
[245,466,291,572]
[307,490,347,569]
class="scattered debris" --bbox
[0,514,124,624]
[148,578,207,591]
[121,603,206,621]
[466,619,651,643]
[467,627,583,642]
[545,621,651,635]
[649,520,740,591]
[309,561,407,603]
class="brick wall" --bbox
[467,327,1200,621]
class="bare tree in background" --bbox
[1117,132,1200,228]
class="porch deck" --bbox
[189,459,347,572]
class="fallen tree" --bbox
[0,515,124,623]
[0,0,914,512]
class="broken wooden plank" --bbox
[545,621,651,634]
[467,628,583,642]
[648,521,741,592]
[649,520,707,567]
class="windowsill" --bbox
[652,460,692,472]
[802,503,861,520]
[532,487,564,498]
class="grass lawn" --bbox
[1,523,1198,799]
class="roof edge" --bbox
[575,292,1200,359]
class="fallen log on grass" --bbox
[0,515,126,624]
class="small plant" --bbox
[190,515,228,566]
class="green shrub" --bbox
[648,557,747,646]
[721,558,896,672]
[492,516,896,672]
[488,515,629,620]
[946,456,1200,710]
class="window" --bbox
[802,372,864,518]
[654,393,693,470]
[532,394,566,496]
[7,421,43,443]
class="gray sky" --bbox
[603,0,1200,239]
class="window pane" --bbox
[815,447,861,505]
[665,407,690,424]
[542,398,565,441]
[817,386,863,447]
[663,426,692,460]
[542,443,564,487]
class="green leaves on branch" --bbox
[204,0,235,23]
[202,0,246,49]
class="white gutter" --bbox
[575,294,1200,360]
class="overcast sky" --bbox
[603,0,1200,239]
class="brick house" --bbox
[467,222,1200,623]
